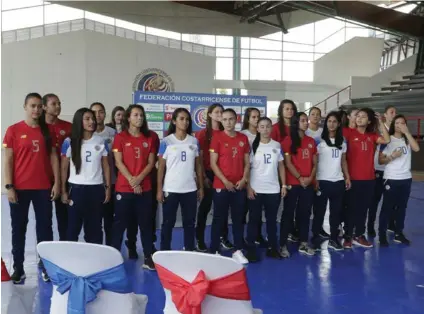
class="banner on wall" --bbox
[133,91,267,139]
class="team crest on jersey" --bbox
[272,148,277,154]
[95,145,101,151]
[189,145,196,150]
[308,144,312,148]
[20,134,27,139]
[142,142,148,148]
[239,141,244,147]
[224,143,228,147]
[60,130,65,136]
[367,137,371,142]
[125,143,131,146]
[354,138,359,141]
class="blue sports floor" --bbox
[2,182,424,314]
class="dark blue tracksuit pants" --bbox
[54,198,68,241]
[210,189,247,252]
[67,184,104,244]
[379,179,412,235]
[368,170,384,231]
[112,191,153,257]
[312,180,345,240]
[280,185,314,246]
[102,184,115,246]
[9,189,53,270]
[161,191,198,251]
[247,193,281,250]
[346,180,375,238]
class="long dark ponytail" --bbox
[25,93,52,154]
[290,112,308,155]
[252,117,273,155]
[71,108,96,174]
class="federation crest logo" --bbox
[272,148,277,154]
[94,145,101,151]
[239,141,244,147]
[192,106,208,128]
[60,130,65,136]
[143,142,148,148]
[308,144,312,148]
[132,68,175,92]
[189,145,196,150]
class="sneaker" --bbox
[343,237,353,249]
[353,235,373,248]
[298,242,315,256]
[367,228,376,238]
[279,245,290,258]
[196,240,208,252]
[142,256,156,271]
[232,250,249,265]
[311,236,322,251]
[125,240,139,259]
[220,238,234,250]
[379,235,389,247]
[246,249,259,263]
[11,268,26,284]
[328,239,343,251]
[319,229,330,239]
[394,233,410,245]
[266,248,282,259]
[287,233,299,243]
[41,268,50,282]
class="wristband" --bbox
[282,185,288,188]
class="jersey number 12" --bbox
[263,153,271,164]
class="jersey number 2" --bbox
[85,151,92,162]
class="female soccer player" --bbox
[106,106,126,133]
[378,115,420,246]
[343,108,390,248]
[271,99,297,142]
[368,105,397,237]
[209,108,250,264]
[111,104,157,270]
[90,102,117,246]
[3,92,60,283]
[246,117,287,262]
[157,108,204,252]
[306,107,323,143]
[280,112,317,257]
[42,93,72,241]
[343,107,359,131]
[312,112,351,251]
[61,108,111,245]
[241,107,260,145]
[195,103,231,252]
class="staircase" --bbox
[372,69,424,96]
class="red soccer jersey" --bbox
[48,119,72,153]
[3,121,57,190]
[209,131,250,189]
[281,135,317,186]
[345,129,380,180]
[271,123,290,143]
[196,128,221,171]
[112,131,157,193]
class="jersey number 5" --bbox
[263,153,271,164]
[32,140,39,152]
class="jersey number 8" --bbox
[181,151,186,162]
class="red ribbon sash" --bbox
[1,258,11,282]
[155,264,251,314]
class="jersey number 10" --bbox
[331,149,340,158]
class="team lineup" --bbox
[3,93,419,284]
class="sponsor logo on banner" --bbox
[192,105,208,128]
[224,106,242,114]
[164,113,173,121]
[142,103,164,112]
[164,122,171,130]
[156,131,164,139]
[145,112,164,121]
[237,115,242,123]
[165,104,191,113]
[235,123,242,131]
[149,122,164,131]
[132,68,175,92]
[242,106,266,116]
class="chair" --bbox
[1,258,36,314]
[37,242,148,314]
[153,251,262,314]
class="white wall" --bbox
[314,37,384,88]
[350,54,417,99]
[1,30,215,132]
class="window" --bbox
[215,58,233,80]
[146,26,181,40]
[250,59,282,80]
[314,29,345,54]
[282,61,313,82]
[250,37,282,51]
[2,5,43,31]
[241,59,250,80]
[44,4,84,24]
[283,51,314,62]
[267,101,280,118]
[261,31,282,41]
[216,36,233,48]
[181,34,215,47]
[250,50,281,60]
[283,23,314,44]
[216,48,233,58]
[2,0,44,11]
[314,18,345,44]
[216,88,233,95]
[345,27,370,41]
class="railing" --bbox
[406,116,424,140]
[1,18,217,57]
[307,85,352,114]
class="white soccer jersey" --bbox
[96,126,117,184]
[316,138,347,182]
[158,134,199,193]
[382,136,412,180]
[241,129,257,147]
[61,134,109,185]
[249,140,284,194]
[374,123,390,172]
[306,127,323,144]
